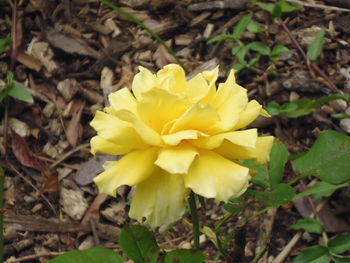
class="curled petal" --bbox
[116,109,163,146]
[90,111,147,148]
[254,136,274,165]
[91,136,132,155]
[137,88,190,133]
[132,66,157,101]
[184,150,250,202]
[129,170,189,228]
[162,130,206,145]
[157,64,187,94]
[107,88,137,115]
[210,70,248,132]
[187,74,210,101]
[155,143,198,174]
[170,102,220,134]
[233,100,263,130]
[200,66,218,104]
[192,129,257,149]
[93,148,158,197]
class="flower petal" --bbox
[155,143,198,174]
[214,136,274,164]
[254,136,274,165]
[162,130,205,145]
[170,102,220,134]
[200,66,219,104]
[184,150,250,202]
[210,71,248,132]
[132,66,157,101]
[192,129,257,149]
[116,109,163,146]
[93,148,158,197]
[233,100,263,130]
[90,111,147,148]
[107,88,137,115]
[137,88,190,133]
[91,136,132,155]
[187,73,209,101]
[129,170,189,228]
[157,64,187,94]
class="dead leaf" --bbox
[27,39,58,74]
[16,50,42,72]
[65,100,85,147]
[45,28,100,59]
[11,131,58,193]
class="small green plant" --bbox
[290,219,350,263]
[0,71,33,103]
[266,94,350,118]
[208,13,289,73]
[0,36,11,53]
[254,0,299,19]
[307,29,325,61]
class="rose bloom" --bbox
[90,64,273,227]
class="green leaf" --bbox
[207,34,235,44]
[329,233,350,254]
[247,42,271,56]
[248,54,261,67]
[332,257,350,263]
[293,246,331,263]
[119,224,159,263]
[164,249,206,263]
[247,20,261,33]
[272,4,282,18]
[0,37,11,53]
[292,130,350,185]
[201,226,218,248]
[252,183,295,206]
[269,141,288,189]
[289,218,324,234]
[277,1,299,13]
[250,165,270,189]
[307,29,325,61]
[254,2,275,14]
[232,13,252,39]
[231,63,246,73]
[296,182,349,199]
[7,84,34,103]
[47,248,123,263]
[270,45,289,61]
[231,45,241,56]
[266,94,350,118]
[235,46,249,64]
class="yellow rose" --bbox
[90,64,273,227]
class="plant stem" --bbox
[0,167,4,263]
[188,192,200,250]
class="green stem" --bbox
[188,192,200,250]
[98,0,186,71]
[0,167,4,263]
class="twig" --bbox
[285,0,350,13]
[49,143,89,169]
[6,251,64,262]
[89,218,100,246]
[271,232,302,263]
[280,20,340,93]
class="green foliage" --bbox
[208,13,288,73]
[328,233,350,254]
[307,29,325,61]
[292,130,350,185]
[295,181,349,199]
[164,249,206,263]
[119,224,159,263]
[0,37,11,53]
[268,141,289,189]
[254,1,299,18]
[47,248,123,263]
[290,218,324,234]
[293,246,331,263]
[0,72,34,103]
[266,94,350,118]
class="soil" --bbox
[1,0,350,262]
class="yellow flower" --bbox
[90,64,273,227]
